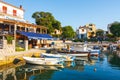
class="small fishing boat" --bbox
[56,43,101,57]
[67,52,89,57]
[23,56,64,66]
[41,53,75,61]
[87,48,100,56]
[57,50,90,57]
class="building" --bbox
[51,29,62,39]
[76,26,87,39]
[53,29,62,35]
[107,23,112,34]
[76,24,96,39]
[0,0,52,51]
[52,29,62,36]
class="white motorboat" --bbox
[79,44,101,56]
[23,56,64,66]
[87,47,100,56]
[67,52,89,57]
[60,44,100,57]
[41,53,75,61]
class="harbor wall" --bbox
[0,49,46,66]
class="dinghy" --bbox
[41,53,75,61]
[23,56,64,66]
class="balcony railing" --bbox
[0,10,23,19]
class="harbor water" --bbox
[0,51,120,80]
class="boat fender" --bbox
[13,58,21,64]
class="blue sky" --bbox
[4,0,120,31]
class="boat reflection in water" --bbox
[0,61,63,80]
[107,51,120,69]
[65,56,99,72]
[0,61,25,80]
[0,56,97,80]
[0,51,120,80]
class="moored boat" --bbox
[67,52,89,57]
[41,53,75,61]
[23,56,64,66]
[66,44,100,57]
[57,50,90,57]
[87,48,101,56]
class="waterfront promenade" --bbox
[0,40,71,66]
[0,40,119,66]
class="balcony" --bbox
[0,11,24,20]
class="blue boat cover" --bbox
[17,31,53,40]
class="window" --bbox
[55,31,57,34]
[2,6,7,13]
[89,28,92,31]
[13,10,17,16]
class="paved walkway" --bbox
[5,49,43,56]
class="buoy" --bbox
[94,68,97,71]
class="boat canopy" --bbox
[17,31,53,40]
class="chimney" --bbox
[20,5,22,9]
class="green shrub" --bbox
[6,35,14,44]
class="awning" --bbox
[17,31,53,40]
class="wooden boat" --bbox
[41,53,75,61]
[68,53,89,57]
[58,44,100,57]
[57,50,90,57]
[23,56,64,66]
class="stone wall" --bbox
[0,49,46,66]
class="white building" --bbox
[0,0,50,51]
[76,26,87,39]
[0,0,25,22]
[76,24,96,39]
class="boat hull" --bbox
[23,57,63,66]
[41,53,75,61]
[68,53,89,57]
[57,51,89,57]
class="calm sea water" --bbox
[0,51,120,80]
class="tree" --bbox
[62,26,75,39]
[32,11,61,34]
[106,34,114,38]
[96,29,104,36]
[52,20,62,30]
[109,22,120,37]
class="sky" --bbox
[3,0,120,31]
